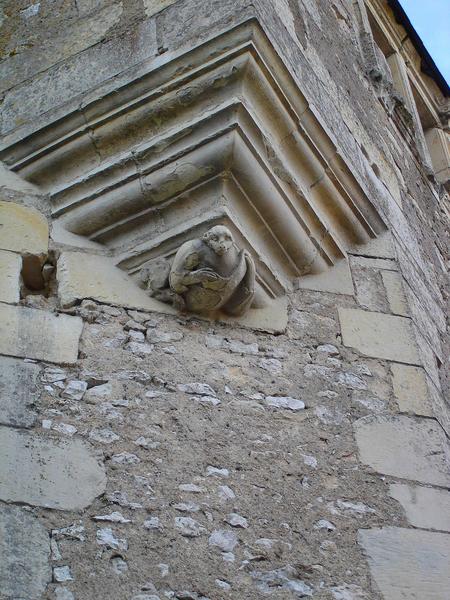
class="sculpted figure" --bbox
[168,225,255,316]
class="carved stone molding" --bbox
[0,20,386,315]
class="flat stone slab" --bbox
[354,415,450,487]
[0,200,48,256]
[0,504,51,600]
[338,307,420,364]
[0,249,21,303]
[389,484,450,532]
[0,426,106,510]
[391,363,433,417]
[295,259,354,296]
[359,527,450,600]
[0,303,83,364]
[0,356,40,427]
[57,251,177,315]
[381,270,408,317]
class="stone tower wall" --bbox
[0,2,449,599]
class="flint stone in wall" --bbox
[354,415,450,487]
[0,200,48,257]
[338,307,420,364]
[0,504,51,600]
[0,249,21,304]
[0,356,40,427]
[359,527,450,600]
[389,484,450,532]
[0,426,106,510]
[0,304,83,364]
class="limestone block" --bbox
[359,527,450,600]
[144,0,178,16]
[0,304,83,364]
[218,296,288,333]
[0,250,21,303]
[389,484,450,532]
[0,161,41,195]
[354,415,450,487]
[57,252,177,315]
[0,356,40,427]
[381,270,408,316]
[338,308,420,364]
[0,427,106,510]
[349,231,396,259]
[0,505,51,600]
[350,256,398,271]
[391,363,433,417]
[295,259,354,296]
[0,200,48,257]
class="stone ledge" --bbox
[57,251,177,314]
[57,251,288,333]
[0,303,83,364]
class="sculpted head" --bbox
[202,225,234,256]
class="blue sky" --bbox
[400,0,449,84]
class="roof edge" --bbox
[388,0,449,97]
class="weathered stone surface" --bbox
[381,270,409,317]
[359,527,450,600]
[354,415,450,487]
[0,249,21,303]
[144,0,178,17]
[349,231,396,259]
[0,356,39,427]
[167,225,256,317]
[0,505,51,600]
[57,251,177,314]
[295,259,354,296]
[223,296,288,333]
[391,363,433,417]
[0,200,48,256]
[0,426,106,509]
[389,484,450,532]
[0,303,83,364]
[339,308,420,364]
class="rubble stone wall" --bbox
[0,2,448,600]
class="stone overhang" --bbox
[0,19,386,309]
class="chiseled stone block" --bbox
[0,200,48,257]
[0,356,39,427]
[0,249,21,303]
[381,270,409,317]
[57,251,177,314]
[0,505,51,600]
[144,0,178,16]
[295,259,354,296]
[338,307,420,364]
[354,415,450,487]
[0,427,106,510]
[391,363,433,417]
[389,484,450,532]
[0,304,83,364]
[359,527,450,600]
